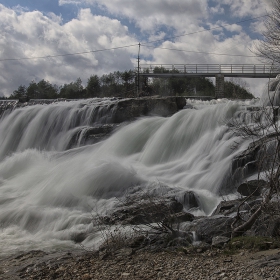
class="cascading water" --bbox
[0,97,258,256]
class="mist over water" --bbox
[0,98,256,256]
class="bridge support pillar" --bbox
[215,74,224,99]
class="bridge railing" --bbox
[137,64,280,74]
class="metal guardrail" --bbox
[138,64,280,75]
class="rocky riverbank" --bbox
[1,246,280,279]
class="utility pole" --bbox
[137,43,140,97]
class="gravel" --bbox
[1,247,280,280]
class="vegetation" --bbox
[9,69,253,100]
[256,0,280,64]
[224,80,254,99]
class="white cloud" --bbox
[214,0,267,17]
[0,5,137,96]
[61,0,208,33]
[210,4,225,15]
[0,1,273,98]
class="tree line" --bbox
[7,68,254,100]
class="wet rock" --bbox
[111,96,186,123]
[183,191,200,210]
[67,124,120,148]
[232,133,279,178]
[168,199,184,213]
[237,180,267,197]
[165,212,194,224]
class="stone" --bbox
[211,236,230,248]
[237,180,267,197]
[168,199,184,213]
[183,191,200,210]
[111,96,186,123]
[115,248,134,257]
[192,216,234,244]
[165,212,194,224]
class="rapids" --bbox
[0,98,257,255]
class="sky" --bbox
[0,0,274,97]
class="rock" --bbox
[111,96,186,123]
[212,197,262,216]
[168,199,184,213]
[237,180,267,197]
[115,248,134,257]
[67,124,120,148]
[192,216,234,244]
[99,251,110,260]
[167,237,191,248]
[232,133,279,178]
[249,213,280,237]
[128,235,147,248]
[212,236,230,248]
[183,191,200,210]
[165,212,194,224]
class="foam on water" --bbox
[0,98,254,255]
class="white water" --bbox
[0,98,255,256]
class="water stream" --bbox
[0,97,261,255]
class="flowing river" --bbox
[0,97,259,255]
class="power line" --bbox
[0,44,139,62]
[142,45,258,58]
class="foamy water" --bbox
[0,98,257,255]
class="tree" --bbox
[121,70,135,97]
[10,85,27,99]
[60,78,86,99]
[86,75,101,98]
[224,80,254,99]
[26,80,59,99]
[228,101,280,238]
[256,0,280,64]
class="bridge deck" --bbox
[138,64,280,78]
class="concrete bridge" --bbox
[137,64,280,98]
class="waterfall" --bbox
[0,98,256,255]
[261,75,280,106]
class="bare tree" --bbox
[229,100,280,238]
[256,0,280,64]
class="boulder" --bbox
[164,212,194,224]
[168,199,184,213]
[111,96,186,123]
[232,133,279,178]
[212,197,262,216]
[237,180,267,197]
[188,216,234,244]
[67,124,119,148]
[183,191,200,210]
[212,236,230,248]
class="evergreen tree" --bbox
[86,75,101,97]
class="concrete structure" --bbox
[137,64,280,98]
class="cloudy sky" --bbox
[0,0,273,97]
